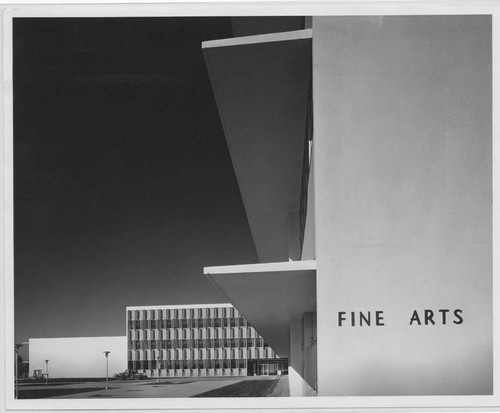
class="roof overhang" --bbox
[203,30,312,263]
[204,260,316,357]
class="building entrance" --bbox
[247,359,288,376]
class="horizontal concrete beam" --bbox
[202,28,312,49]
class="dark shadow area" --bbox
[192,379,278,397]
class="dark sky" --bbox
[13,17,258,348]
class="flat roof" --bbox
[29,336,126,341]
[126,303,233,311]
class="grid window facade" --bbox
[126,304,286,377]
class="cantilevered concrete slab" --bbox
[204,260,316,357]
[203,30,312,263]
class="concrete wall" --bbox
[289,320,316,397]
[301,155,315,261]
[29,336,127,378]
[313,16,492,396]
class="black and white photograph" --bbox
[2,2,499,411]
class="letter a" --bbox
[409,310,421,325]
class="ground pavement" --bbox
[19,375,285,398]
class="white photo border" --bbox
[2,1,499,411]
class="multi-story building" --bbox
[126,304,288,377]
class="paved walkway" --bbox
[54,379,245,398]
[268,375,289,397]
[19,375,288,399]
[21,376,281,398]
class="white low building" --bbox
[29,336,127,379]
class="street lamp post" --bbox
[44,360,49,386]
[14,344,23,399]
[103,351,111,390]
[157,354,160,384]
